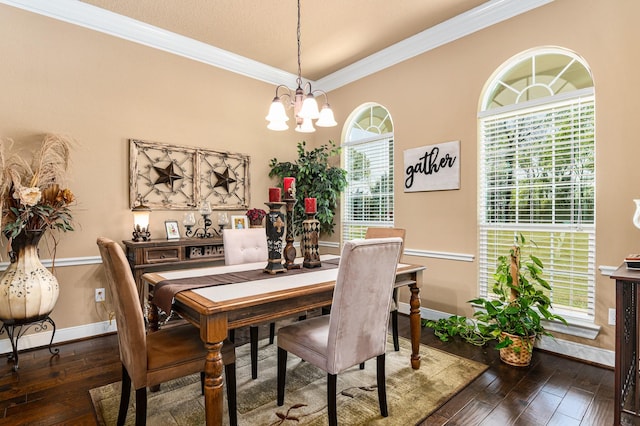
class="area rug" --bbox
[90,336,487,425]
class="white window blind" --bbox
[479,95,595,319]
[343,135,395,241]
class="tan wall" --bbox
[0,0,637,353]
[324,0,639,351]
[0,5,309,329]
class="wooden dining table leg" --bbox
[409,280,422,369]
[203,340,225,426]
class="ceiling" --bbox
[4,0,552,90]
[78,0,488,81]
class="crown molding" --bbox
[317,0,554,91]
[0,0,299,86]
[1,0,553,91]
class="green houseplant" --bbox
[425,234,567,366]
[269,140,347,236]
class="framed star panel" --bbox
[129,139,250,210]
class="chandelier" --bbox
[265,0,337,133]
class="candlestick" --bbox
[264,201,286,274]
[302,212,321,268]
[283,197,300,269]
[304,197,317,214]
[269,187,281,203]
[284,177,296,199]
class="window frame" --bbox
[342,104,395,242]
[478,49,596,322]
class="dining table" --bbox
[142,254,425,426]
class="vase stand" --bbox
[1,315,59,371]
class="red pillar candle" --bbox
[269,187,281,202]
[304,197,317,214]
[283,177,296,198]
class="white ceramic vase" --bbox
[633,199,640,230]
[0,230,59,322]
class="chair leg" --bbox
[229,329,235,343]
[392,288,399,351]
[225,362,238,426]
[117,364,131,426]
[134,387,147,426]
[277,347,288,406]
[391,309,399,352]
[250,326,258,379]
[269,322,276,344]
[359,362,365,370]
[328,373,338,426]
[376,354,388,417]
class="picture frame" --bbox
[230,215,249,230]
[164,220,181,239]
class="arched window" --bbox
[342,103,394,241]
[478,47,595,320]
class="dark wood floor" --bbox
[0,315,621,425]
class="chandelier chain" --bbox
[296,0,302,84]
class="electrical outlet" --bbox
[95,288,105,302]
[608,308,616,325]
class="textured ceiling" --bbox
[79,0,487,81]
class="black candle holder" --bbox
[184,213,220,238]
[264,202,286,274]
[302,212,321,268]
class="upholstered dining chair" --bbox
[277,237,403,426]
[365,227,406,352]
[222,227,274,380]
[97,237,237,426]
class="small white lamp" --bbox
[132,203,151,241]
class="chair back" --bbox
[222,228,268,265]
[96,237,148,387]
[365,227,405,258]
[326,237,402,373]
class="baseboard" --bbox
[0,320,117,355]
[398,302,614,368]
[1,304,613,369]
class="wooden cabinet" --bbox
[122,238,224,304]
[610,265,640,425]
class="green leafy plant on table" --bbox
[424,234,567,366]
[269,141,347,236]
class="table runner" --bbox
[153,258,340,314]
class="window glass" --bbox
[479,48,595,320]
[343,104,394,241]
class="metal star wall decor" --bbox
[130,139,250,210]
[153,162,183,190]
[213,167,236,192]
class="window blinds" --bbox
[343,136,394,241]
[479,96,595,318]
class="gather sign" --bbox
[403,140,460,192]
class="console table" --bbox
[610,265,640,425]
[122,238,224,304]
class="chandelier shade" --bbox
[265,0,337,133]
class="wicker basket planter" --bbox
[499,332,535,367]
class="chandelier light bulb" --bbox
[299,94,320,120]
[265,98,289,123]
[295,117,316,133]
[316,104,337,127]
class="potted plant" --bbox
[0,134,76,322]
[269,141,347,236]
[246,208,267,227]
[424,234,567,366]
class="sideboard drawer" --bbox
[144,248,180,264]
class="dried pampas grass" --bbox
[0,134,75,235]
